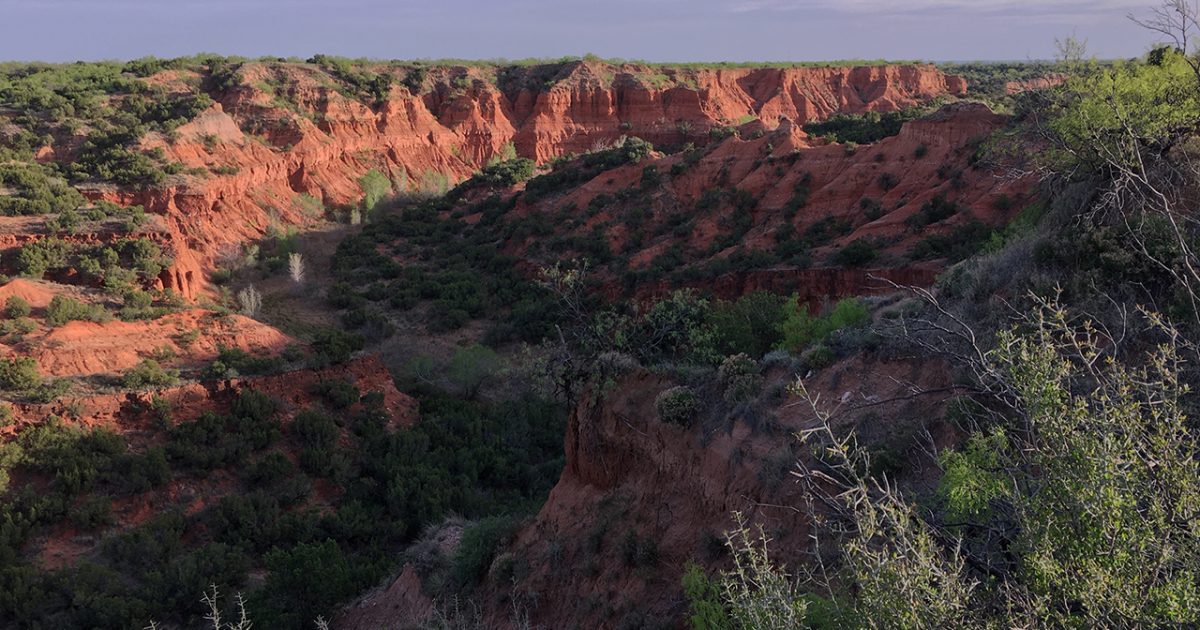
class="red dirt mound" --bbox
[30,309,293,378]
[0,278,58,309]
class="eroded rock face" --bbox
[1005,74,1067,95]
[45,61,965,300]
[495,358,956,628]
[488,63,967,162]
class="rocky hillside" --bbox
[3,58,966,299]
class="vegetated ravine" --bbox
[1,54,1145,629]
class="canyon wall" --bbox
[55,61,966,299]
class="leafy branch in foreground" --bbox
[698,297,1200,628]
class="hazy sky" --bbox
[0,0,1161,63]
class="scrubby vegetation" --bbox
[0,382,565,628]
[802,108,922,144]
[473,157,536,187]
[524,137,653,201]
[0,59,218,186]
[0,162,86,216]
[655,386,701,425]
[13,235,172,292]
[121,359,179,389]
[44,294,111,326]
[329,167,570,343]
[308,54,394,105]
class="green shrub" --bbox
[784,173,813,218]
[0,356,41,391]
[16,238,73,277]
[860,197,884,221]
[212,346,284,376]
[655,386,701,426]
[256,539,360,628]
[358,169,392,210]
[293,409,338,451]
[45,295,111,326]
[310,329,364,367]
[8,316,36,335]
[293,409,341,477]
[150,395,173,425]
[620,529,659,567]
[910,220,993,262]
[778,297,869,352]
[718,354,763,403]
[4,296,31,319]
[802,109,920,144]
[0,162,86,216]
[119,237,172,279]
[69,126,167,186]
[803,216,853,246]
[831,239,879,267]
[312,379,360,409]
[402,66,428,92]
[26,378,69,403]
[69,495,114,530]
[475,158,536,187]
[800,344,836,369]
[450,515,522,588]
[523,137,651,201]
[906,195,960,229]
[245,451,296,486]
[121,359,179,389]
[117,289,168,321]
[232,389,282,425]
[448,344,502,399]
[309,54,394,105]
[682,563,733,630]
[707,292,787,358]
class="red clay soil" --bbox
[30,309,292,377]
[0,278,59,309]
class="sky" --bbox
[0,0,1161,63]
